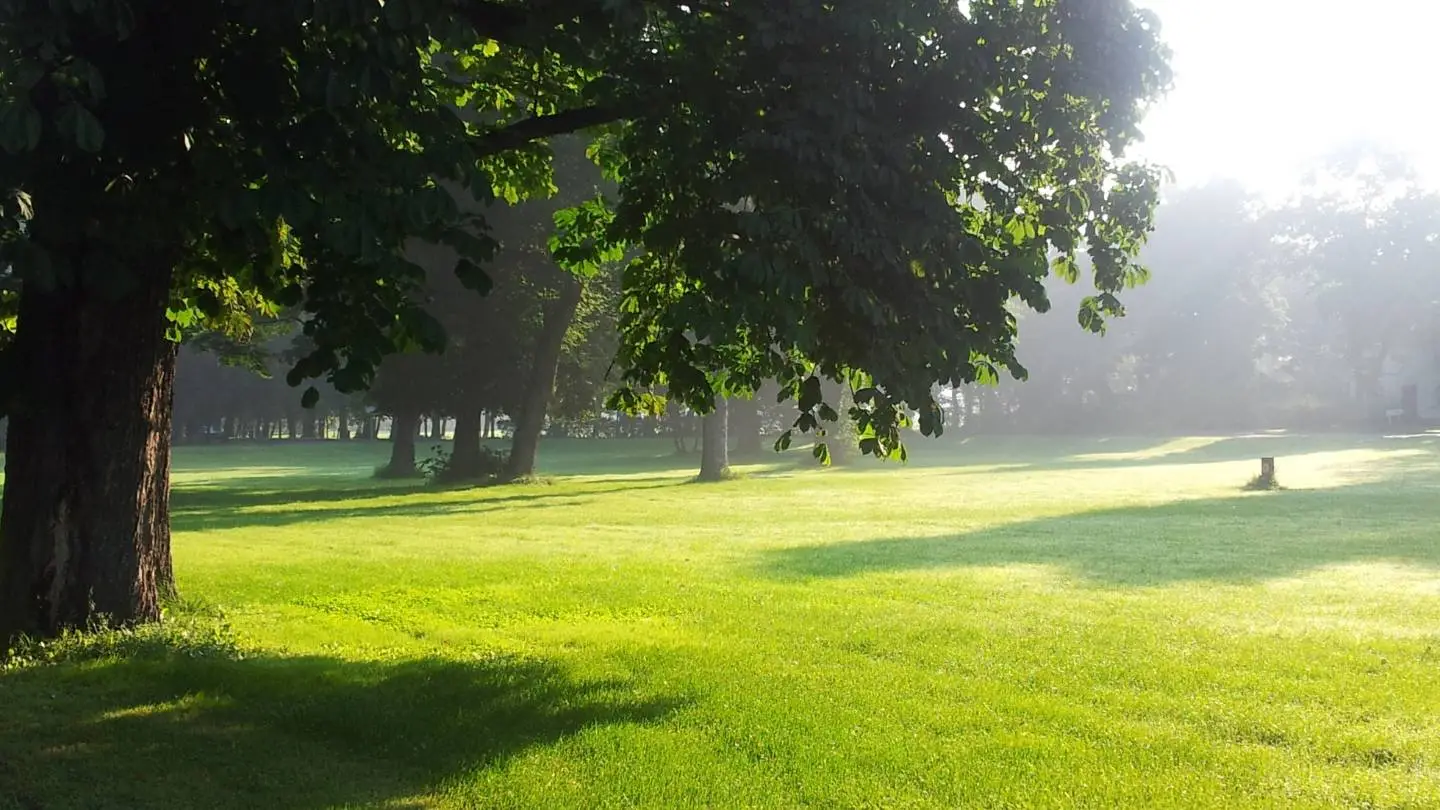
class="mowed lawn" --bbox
[3,434,1440,809]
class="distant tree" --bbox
[550,266,622,437]
[1273,146,1440,421]
[981,183,1280,434]
[1111,182,1279,431]
[697,397,729,481]
[368,350,439,479]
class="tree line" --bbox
[179,143,1440,486]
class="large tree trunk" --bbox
[448,409,484,479]
[382,407,420,477]
[507,277,583,480]
[698,397,730,481]
[0,265,177,645]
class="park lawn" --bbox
[2,434,1439,809]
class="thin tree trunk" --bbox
[819,378,854,466]
[338,411,351,441]
[383,407,420,477]
[0,263,177,645]
[698,397,730,481]
[507,276,583,480]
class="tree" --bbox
[697,396,729,481]
[599,1,1169,457]
[1273,146,1440,422]
[550,266,622,437]
[0,0,1171,643]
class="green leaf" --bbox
[1053,254,1079,284]
[22,108,40,151]
[57,102,105,152]
[812,441,831,465]
[773,430,793,452]
[798,376,823,412]
[0,102,41,154]
[301,386,320,409]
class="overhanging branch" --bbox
[474,105,628,156]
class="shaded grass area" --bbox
[761,486,1440,585]
[4,434,1440,808]
[2,640,683,809]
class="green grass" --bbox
[4,433,1440,808]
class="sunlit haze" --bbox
[1135,0,1440,195]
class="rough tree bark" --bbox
[383,407,420,477]
[507,276,583,480]
[0,264,177,645]
[698,397,730,481]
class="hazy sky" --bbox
[1132,0,1440,194]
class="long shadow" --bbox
[172,477,687,533]
[761,475,1440,587]
[0,647,686,809]
[897,432,1439,476]
[171,481,427,511]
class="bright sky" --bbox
[1132,0,1440,195]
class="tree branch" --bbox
[474,105,627,156]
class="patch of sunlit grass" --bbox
[1068,434,1229,462]
[3,435,1439,808]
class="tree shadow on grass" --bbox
[171,481,428,511]
[170,476,687,533]
[760,474,1440,587]
[0,648,687,810]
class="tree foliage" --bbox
[0,0,1171,446]
[585,0,1172,456]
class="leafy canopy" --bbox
[569,0,1172,456]
[0,0,1170,458]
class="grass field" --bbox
[3,433,1439,808]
